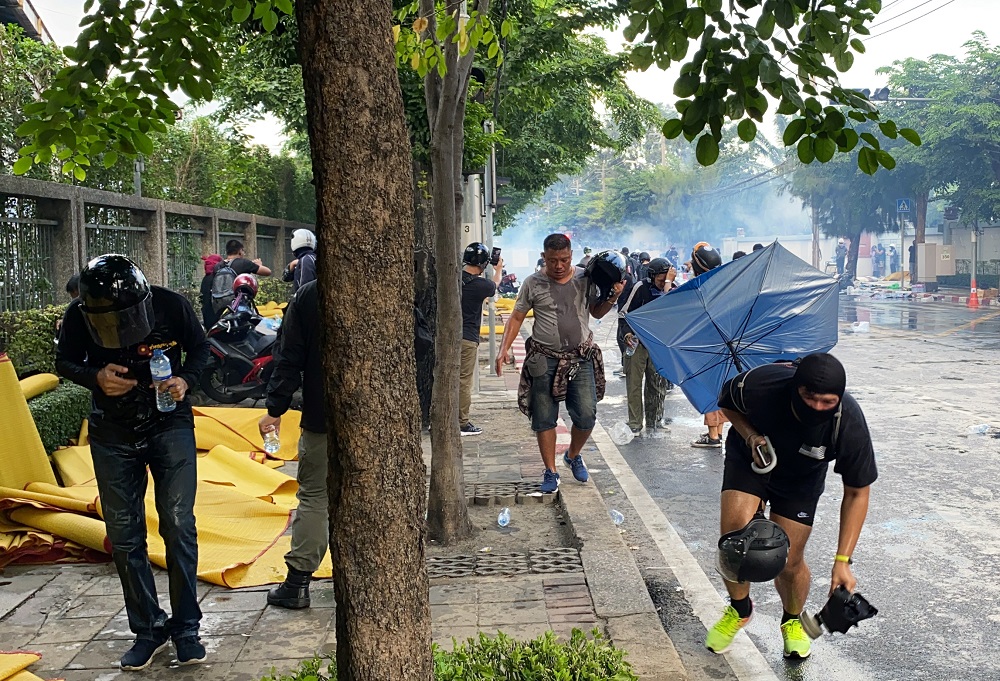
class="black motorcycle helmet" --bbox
[691,243,723,276]
[639,251,651,263]
[646,257,671,282]
[463,242,490,268]
[584,250,628,301]
[716,516,789,583]
[78,254,155,348]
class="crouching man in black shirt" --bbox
[57,255,210,671]
[704,353,877,661]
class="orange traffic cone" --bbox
[968,278,980,309]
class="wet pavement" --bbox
[593,297,1000,681]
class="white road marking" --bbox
[590,421,780,681]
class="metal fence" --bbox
[219,221,245,255]
[166,214,203,291]
[85,205,145,264]
[257,227,277,271]
[0,195,57,311]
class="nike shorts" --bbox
[721,450,824,527]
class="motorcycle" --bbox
[199,292,278,404]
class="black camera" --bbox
[800,586,878,639]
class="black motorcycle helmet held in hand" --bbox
[462,242,490,268]
[716,516,789,583]
[585,250,628,302]
[78,254,156,349]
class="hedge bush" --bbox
[27,382,91,454]
[0,305,67,377]
[259,630,638,681]
[257,277,293,305]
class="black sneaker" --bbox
[174,636,207,666]
[120,637,169,671]
[460,423,483,437]
[629,425,643,435]
[691,434,722,448]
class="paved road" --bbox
[591,299,1000,681]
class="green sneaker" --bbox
[781,618,812,659]
[705,604,752,654]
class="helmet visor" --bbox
[716,534,746,583]
[82,294,155,348]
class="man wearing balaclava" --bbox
[703,353,877,661]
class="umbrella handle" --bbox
[751,436,777,474]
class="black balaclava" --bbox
[790,353,846,428]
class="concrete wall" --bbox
[0,175,313,292]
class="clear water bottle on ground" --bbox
[624,334,639,357]
[149,349,176,413]
[263,429,280,454]
[968,424,991,435]
[608,421,636,446]
[609,509,624,525]
[497,507,511,528]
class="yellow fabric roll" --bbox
[9,506,109,554]
[193,407,301,460]
[197,446,298,510]
[0,354,57,489]
[480,325,505,336]
[0,652,41,681]
[78,418,89,446]
[19,373,59,400]
[51,446,97,487]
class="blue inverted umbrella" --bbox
[625,242,839,414]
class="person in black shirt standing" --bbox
[703,353,877,661]
[258,280,328,608]
[56,255,210,670]
[459,242,503,436]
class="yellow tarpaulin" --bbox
[18,374,58,400]
[0,352,328,587]
[0,652,43,681]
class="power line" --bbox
[868,0,959,40]
[870,0,943,27]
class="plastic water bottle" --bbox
[263,429,280,454]
[497,507,511,528]
[609,509,625,525]
[968,424,991,435]
[149,349,176,413]
[624,334,639,357]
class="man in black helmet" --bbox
[704,353,877,661]
[56,255,210,670]
[460,242,503,435]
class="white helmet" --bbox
[291,229,317,252]
[838,238,845,244]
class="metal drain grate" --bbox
[463,481,557,505]
[428,548,582,579]
[529,547,583,574]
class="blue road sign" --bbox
[897,198,911,212]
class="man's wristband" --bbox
[835,554,853,564]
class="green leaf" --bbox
[833,49,854,73]
[797,136,815,163]
[737,119,757,142]
[858,146,877,175]
[756,12,776,39]
[622,13,647,42]
[12,157,33,175]
[629,45,654,70]
[133,131,154,156]
[898,127,921,146]
[878,120,897,138]
[850,38,865,54]
[673,73,699,98]
[877,150,897,170]
[759,57,779,83]
[501,19,512,38]
[253,1,270,20]
[696,133,720,166]
[232,2,252,23]
[262,10,279,32]
[273,0,293,15]
[661,119,683,139]
[782,118,807,146]
[837,128,859,152]
[73,165,87,181]
[488,41,499,59]
[860,132,880,150]
[814,136,836,162]
[15,120,44,137]
[774,0,795,29]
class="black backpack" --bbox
[210,259,238,313]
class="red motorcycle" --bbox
[199,275,278,404]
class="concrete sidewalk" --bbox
[0,346,687,680]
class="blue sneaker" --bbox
[540,469,560,494]
[120,636,169,671]
[563,452,589,483]
[173,636,207,666]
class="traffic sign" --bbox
[896,198,911,212]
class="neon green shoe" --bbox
[705,604,752,654]
[781,618,812,659]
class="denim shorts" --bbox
[526,354,597,432]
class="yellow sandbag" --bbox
[0,354,57,489]
[480,325,505,336]
[0,652,41,681]
[19,373,59,400]
[193,407,301,460]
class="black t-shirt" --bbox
[56,287,211,445]
[225,257,260,276]
[718,364,878,495]
[461,272,497,343]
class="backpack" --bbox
[210,259,238,313]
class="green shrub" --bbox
[0,306,67,377]
[258,629,637,681]
[257,277,293,305]
[27,382,91,454]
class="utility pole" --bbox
[133,155,145,197]
[483,120,497,370]
[811,193,820,269]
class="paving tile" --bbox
[477,622,550,641]
[0,623,42,648]
[226,658,314,680]
[94,611,133,640]
[66,638,133,669]
[478,600,548,625]
[58,668,128,681]
[544,596,594,610]
[63,594,127,619]
[542,574,587,587]
[476,581,545,603]
[199,610,262,637]
[154,661,235,680]
[237,609,330,661]
[82,576,126,597]
[30,612,115,644]
[201,591,271,613]
[428,582,478,606]
[21,640,87,672]
[308,587,336,609]
[430,603,478,627]
[194,635,249,664]
[432,626,480,649]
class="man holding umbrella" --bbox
[704,353,877,660]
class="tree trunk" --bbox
[413,161,436,430]
[296,3,432,679]
[915,189,928,244]
[421,0,488,545]
[847,228,861,279]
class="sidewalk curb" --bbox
[559,439,688,681]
